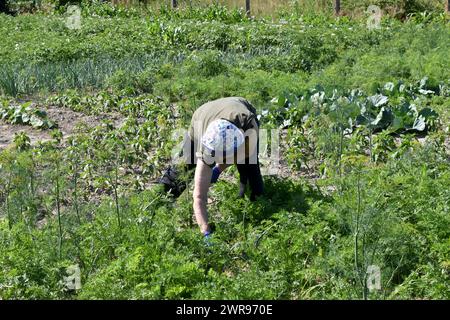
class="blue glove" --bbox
[203,231,213,247]
[211,166,221,184]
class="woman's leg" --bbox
[236,133,263,200]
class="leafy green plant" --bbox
[13,132,31,151]
[0,101,57,129]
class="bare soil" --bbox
[0,105,123,149]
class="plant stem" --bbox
[30,155,35,197]
[56,158,63,259]
[354,171,364,297]
[6,192,12,230]
[73,159,81,223]
[339,127,344,177]
[6,171,13,230]
[113,161,122,235]
[362,231,368,300]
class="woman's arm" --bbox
[193,160,213,234]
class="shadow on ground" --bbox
[242,175,333,224]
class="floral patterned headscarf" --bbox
[201,119,245,155]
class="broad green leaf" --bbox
[370,107,393,129]
[21,113,29,123]
[391,115,404,132]
[368,94,389,108]
[418,108,439,121]
[274,95,285,108]
[411,115,426,131]
[418,89,435,95]
[30,115,44,128]
[384,82,395,92]
[356,114,369,126]
[419,76,428,89]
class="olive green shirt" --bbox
[188,97,258,164]
[188,97,257,141]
